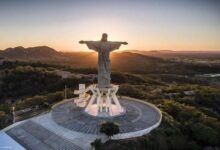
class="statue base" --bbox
[74,84,124,117]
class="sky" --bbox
[0,0,220,51]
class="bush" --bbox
[0,111,12,129]
[0,66,63,99]
[191,123,219,146]
[100,121,120,139]
[91,139,102,150]
[46,92,64,103]
[16,95,47,110]
[0,111,6,128]
[111,73,146,85]
[118,84,146,99]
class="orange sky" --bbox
[0,0,220,51]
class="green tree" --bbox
[191,123,219,146]
[91,139,102,150]
[118,84,146,99]
[100,121,120,139]
[0,111,6,128]
[0,66,63,99]
[46,92,64,103]
[0,111,12,129]
[16,95,47,110]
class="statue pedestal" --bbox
[74,84,124,117]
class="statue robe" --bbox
[85,41,122,88]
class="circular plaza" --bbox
[51,96,162,139]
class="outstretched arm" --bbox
[120,41,128,45]
[110,41,128,51]
[78,40,99,52]
[79,40,86,44]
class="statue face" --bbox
[101,33,108,42]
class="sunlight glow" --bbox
[0,0,219,51]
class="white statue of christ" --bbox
[79,33,128,88]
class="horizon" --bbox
[0,0,220,51]
[1,45,220,53]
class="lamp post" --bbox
[12,106,15,123]
[64,85,67,99]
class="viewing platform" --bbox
[2,96,162,150]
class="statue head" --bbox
[101,33,108,42]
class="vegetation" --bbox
[0,66,62,99]
[100,121,120,139]
[102,85,220,150]
[14,91,64,110]
[0,57,220,149]
[0,65,92,101]
[91,139,103,150]
[0,104,12,128]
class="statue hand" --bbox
[122,42,128,45]
[79,40,85,44]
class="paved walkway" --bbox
[32,113,100,150]
[6,120,83,150]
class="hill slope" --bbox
[0,46,66,61]
[3,46,219,74]
[0,46,165,72]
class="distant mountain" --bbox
[0,46,165,72]
[122,50,220,59]
[60,51,164,72]
[2,46,220,74]
[0,46,66,61]
[111,52,164,72]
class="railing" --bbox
[111,96,162,139]
[51,98,75,109]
